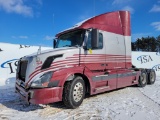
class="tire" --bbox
[63,76,85,109]
[148,69,156,85]
[138,70,147,87]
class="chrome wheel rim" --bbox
[73,82,83,102]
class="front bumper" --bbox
[15,83,63,104]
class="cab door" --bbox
[83,29,108,90]
[83,30,105,72]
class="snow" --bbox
[1,78,160,120]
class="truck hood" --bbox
[19,47,80,85]
[25,47,79,58]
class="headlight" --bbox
[30,71,53,88]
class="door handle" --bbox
[101,64,108,66]
[101,64,105,66]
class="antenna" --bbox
[53,13,55,36]
[93,0,96,28]
[93,0,95,17]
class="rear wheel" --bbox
[138,70,147,87]
[63,76,85,109]
[148,69,156,85]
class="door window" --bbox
[87,31,103,49]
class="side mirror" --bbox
[53,39,57,48]
[91,29,99,49]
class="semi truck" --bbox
[15,11,156,108]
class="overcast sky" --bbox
[0,0,160,46]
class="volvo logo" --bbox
[137,55,153,64]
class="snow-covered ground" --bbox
[0,77,160,120]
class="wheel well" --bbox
[74,73,91,95]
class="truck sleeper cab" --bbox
[15,11,156,108]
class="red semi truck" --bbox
[15,11,156,108]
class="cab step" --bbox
[94,86,110,93]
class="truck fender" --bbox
[62,68,92,95]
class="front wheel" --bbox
[63,76,85,109]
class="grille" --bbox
[19,61,28,82]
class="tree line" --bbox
[131,35,160,52]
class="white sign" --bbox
[132,51,160,76]
[0,42,50,86]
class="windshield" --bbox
[55,29,85,48]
